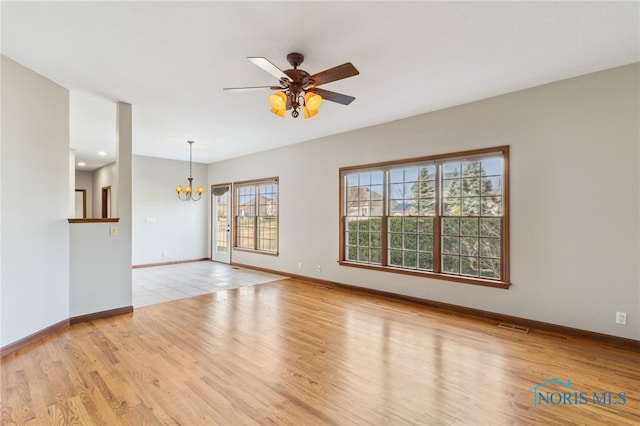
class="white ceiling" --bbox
[2,1,639,170]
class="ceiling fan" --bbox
[224,52,359,119]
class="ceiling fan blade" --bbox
[247,57,290,81]
[223,86,281,92]
[310,88,356,105]
[309,62,359,86]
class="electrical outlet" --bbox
[109,225,118,237]
[161,251,166,258]
[298,262,303,270]
[615,312,627,325]
[316,265,322,273]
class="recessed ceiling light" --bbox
[77,162,86,167]
[98,151,107,156]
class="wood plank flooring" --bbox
[1,278,639,425]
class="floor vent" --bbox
[498,323,530,333]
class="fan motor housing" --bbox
[287,52,304,68]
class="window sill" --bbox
[233,247,279,257]
[337,260,511,289]
[68,218,120,223]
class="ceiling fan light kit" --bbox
[225,52,359,119]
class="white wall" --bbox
[1,55,70,347]
[209,63,640,340]
[69,102,133,317]
[75,170,94,218]
[132,155,209,265]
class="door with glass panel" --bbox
[212,184,232,263]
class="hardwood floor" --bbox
[1,278,639,425]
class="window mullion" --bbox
[381,169,389,266]
[433,164,442,274]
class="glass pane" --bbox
[404,251,417,268]
[371,184,384,199]
[418,235,433,251]
[480,258,501,279]
[346,231,356,245]
[389,217,403,232]
[370,217,382,231]
[404,234,417,250]
[389,250,403,266]
[358,247,370,262]
[359,172,371,186]
[461,197,481,216]
[417,217,434,234]
[370,249,381,264]
[442,236,459,255]
[481,157,503,177]
[460,237,478,256]
[461,256,479,276]
[416,198,435,216]
[442,217,460,236]
[443,178,461,196]
[462,160,482,177]
[418,253,433,271]
[443,162,461,177]
[389,183,405,199]
[443,198,461,216]
[257,217,277,252]
[404,217,417,233]
[460,217,478,236]
[462,178,481,196]
[358,219,370,231]
[370,232,381,248]
[442,255,460,274]
[480,238,501,258]
[358,232,370,246]
[483,176,502,195]
[482,196,502,216]
[346,174,359,188]
[389,169,404,183]
[347,246,357,261]
[390,199,408,215]
[347,219,359,231]
[389,233,403,249]
[480,218,502,238]
[371,171,384,185]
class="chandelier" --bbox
[175,140,204,201]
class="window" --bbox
[234,177,279,254]
[339,147,509,288]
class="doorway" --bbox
[212,184,232,263]
[74,189,87,218]
[101,185,111,218]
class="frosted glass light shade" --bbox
[271,107,286,118]
[269,92,287,110]
[304,92,322,111]
[302,107,318,119]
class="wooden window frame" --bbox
[339,146,510,289]
[233,177,279,255]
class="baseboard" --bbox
[231,262,640,351]
[69,305,134,324]
[132,258,209,269]
[1,306,134,359]
[0,319,69,358]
